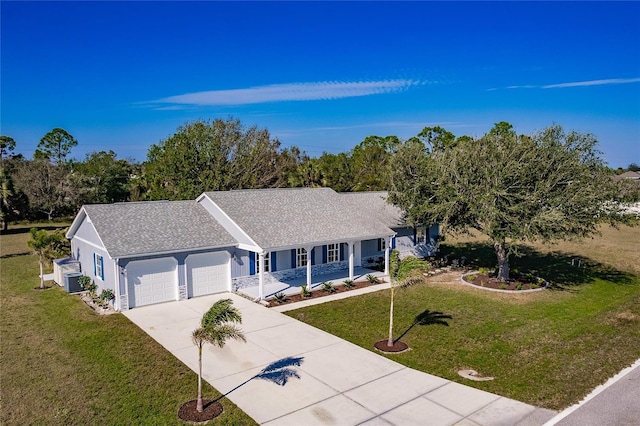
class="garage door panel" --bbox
[187,252,230,298]
[127,257,177,308]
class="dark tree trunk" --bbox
[494,241,510,282]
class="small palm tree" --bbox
[192,298,246,413]
[27,227,67,289]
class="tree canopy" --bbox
[388,122,634,281]
[144,118,287,200]
[35,128,78,165]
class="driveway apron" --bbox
[124,293,556,425]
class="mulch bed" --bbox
[374,339,409,353]
[267,279,385,307]
[178,399,223,424]
[463,272,546,291]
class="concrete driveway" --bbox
[124,293,556,425]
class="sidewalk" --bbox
[124,293,556,425]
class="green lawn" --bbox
[0,224,256,425]
[287,226,640,411]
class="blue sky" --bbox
[2,1,639,167]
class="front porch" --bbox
[237,267,387,300]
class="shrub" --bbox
[366,274,379,284]
[478,267,489,275]
[516,284,523,291]
[100,288,115,301]
[466,274,477,282]
[512,268,520,276]
[79,276,97,297]
[300,285,311,298]
[274,292,288,304]
[342,279,355,288]
[321,281,336,293]
[499,283,507,290]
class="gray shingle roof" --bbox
[339,191,408,228]
[204,188,394,249]
[84,200,237,257]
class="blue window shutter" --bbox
[322,245,328,263]
[413,227,417,246]
[249,252,256,275]
[310,248,315,265]
[93,253,97,276]
[291,249,296,268]
[340,243,345,261]
[377,238,382,252]
[99,256,104,280]
[271,252,277,272]
[392,237,396,249]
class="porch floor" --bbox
[238,267,387,300]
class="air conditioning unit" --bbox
[64,272,84,293]
[54,258,81,286]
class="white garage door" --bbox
[127,257,178,308]
[186,252,230,298]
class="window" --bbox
[417,226,426,244]
[328,243,340,263]
[94,254,104,280]
[257,252,270,272]
[296,248,307,267]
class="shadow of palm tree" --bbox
[439,242,637,288]
[215,356,304,402]
[253,356,304,386]
[394,309,452,344]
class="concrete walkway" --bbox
[124,293,556,425]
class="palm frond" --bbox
[201,298,243,329]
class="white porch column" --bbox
[305,246,313,286]
[258,252,265,300]
[348,242,355,280]
[384,236,392,276]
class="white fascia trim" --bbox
[115,244,238,260]
[237,243,263,253]
[266,234,397,252]
[73,235,111,258]
[197,193,259,247]
[66,207,87,239]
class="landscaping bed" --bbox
[461,271,548,291]
[267,278,385,307]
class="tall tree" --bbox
[388,123,634,281]
[27,227,69,288]
[35,128,78,165]
[350,135,399,191]
[0,136,16,162]
[12,159,74,220]
[75,150,133,204]
[191,299,245,412]
[145,118,285,200]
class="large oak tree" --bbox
[145,118,287,200]
[388,122,635,281]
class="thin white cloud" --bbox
[542,77,640,89]
[492,77,640,91]
[150,79,422,106]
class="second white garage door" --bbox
[186,252,230,298]
[127,257,178,308]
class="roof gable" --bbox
[203,188,394,249]
[76,200,237,258]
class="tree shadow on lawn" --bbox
[440,242,637,289]
[0,225,63,236]
[394,309,452,345]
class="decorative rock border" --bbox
[459,271,549,293]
